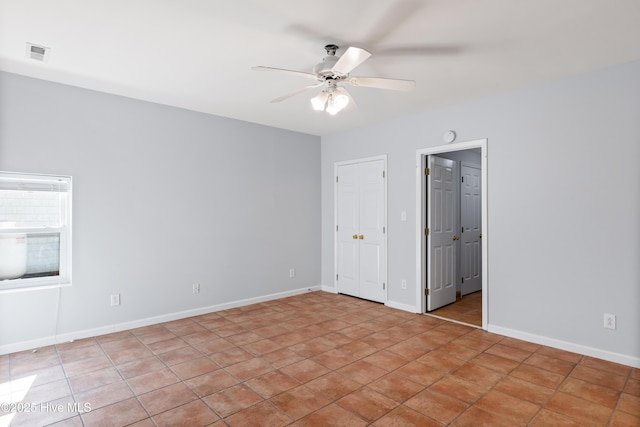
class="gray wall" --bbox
[0,72,321,350]
[321,60,640,364]
[2,58,639,366]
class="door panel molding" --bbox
[416,140,488,329]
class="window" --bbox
[0,172,71,291]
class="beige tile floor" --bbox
[1,291,638,426]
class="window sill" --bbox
[0,279,71,294]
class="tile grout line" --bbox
[133,326,212,425]
[52,342,82,425]
[524,353,586,426]
[604,360,632,427]
[6,292,636,426]
[96,335,156,427]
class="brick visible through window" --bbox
[0,172,71,289]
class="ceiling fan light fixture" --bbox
[313,84,350,115]
[333,87,350,110]
[325,101,340,115]
[325,89,349,115]
[310,91,329,111]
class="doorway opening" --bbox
[415,139,488,329]
[430,291,483,327]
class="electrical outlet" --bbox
[604,313,616,330]
[401,279,407,289]
[192,283,200,294]
[289,268,295,278]
[110,294,120,307]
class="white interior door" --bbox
[461,163,482,295]
[337,163,359,297]
[357,161,385,303]
[427,155,458,311]
[336,158,386,303]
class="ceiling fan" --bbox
[253,44,415,115]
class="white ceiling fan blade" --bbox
[270,83,324,103]
[348,76,415,91]
[252,66,318,80]
[332,47,371,75]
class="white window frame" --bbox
[0,171,72,293]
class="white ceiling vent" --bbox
[25,43,50,62]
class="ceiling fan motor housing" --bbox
[313,57,340,78]
[313,44,346,80]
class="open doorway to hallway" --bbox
[416,139,488,329]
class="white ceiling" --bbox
[1,1,639,136]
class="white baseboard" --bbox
[321,285,337,294]
[385,300,419,313]
[0,285,322,355]
[488,324,640,369]
[9,289,636,370]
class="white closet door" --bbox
[357,160,385,303]
[336,159,386,303]
[336,163,359,297]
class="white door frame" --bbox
[415,139,488,329]
[335,154,388,302]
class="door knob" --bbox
[352,234,358,239]
[453,235,460,241]
[359,235,364,240]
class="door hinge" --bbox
[461,277,464,283]
[461,176,464,183]
[425,167,430,176]
[383,282,386,290]
[425,288,430,296]
[336,176,339,183]
[336,225,339,232]
[382,170,385,178]
[383,226,386,234]
[425,227,430,236]
[336,274,339,280]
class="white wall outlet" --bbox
[192,283,200,294]
[401,279,407,289]
[110,294,120,306]
[289,268,296,278]
[604,313,616,330]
